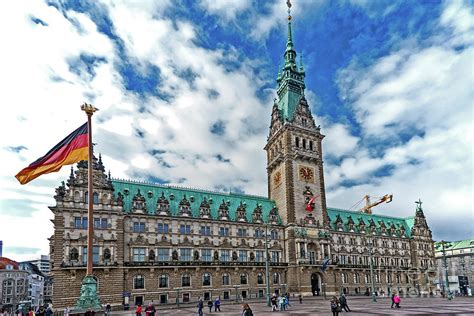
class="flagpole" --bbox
[75,103,101,310]
[81,103,97,275]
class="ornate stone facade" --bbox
[49,7,436,309]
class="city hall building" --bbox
[49,10,436,308]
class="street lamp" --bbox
[439,240,452,300]
[233,285,240,302]
[366,234,377,302]
[265,223,271,307]
[321,282,327,300]
[416,283,420,297]
[175,287,181,307]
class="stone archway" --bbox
[311,273,322,296]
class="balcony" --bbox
[123,260,288,267]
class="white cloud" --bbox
[330,0,474,240]
[199,0,251,21]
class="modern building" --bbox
[23,256,50,275]
[0,257,29,310]
[434,239,473,295]
[18,262,46,307]
[49,5,436,308]
[0,241,3,257]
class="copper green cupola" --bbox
[276,2,306,122]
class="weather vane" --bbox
[287,0,292,20]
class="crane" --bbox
[359,194,393,214]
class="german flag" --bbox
[15,123,88,184]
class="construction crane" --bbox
[358,194,393,214]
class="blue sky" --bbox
[0,0,472,261]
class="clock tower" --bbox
[264,5,329,229]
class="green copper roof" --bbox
[111,179,279,224]
[327,207,413,237]
[434,239,474,251]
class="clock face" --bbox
[273,171,282,187]
[299,166,314,182]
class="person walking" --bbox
[105,304,111,316]
[214,297,221,312]
[330,296,341,316]
[339,294,351,312]
[135,305,142,316]
[271,294,278,311]
[241,303,253,316]
[207,300,213,313]
[390,293,396,308]
[394,294,401,308]
[197,298,204,316]
[298,294,303,304]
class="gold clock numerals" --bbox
[299,166,314,182]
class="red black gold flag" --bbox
[15,123,88,184]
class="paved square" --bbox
[114,296,474,315]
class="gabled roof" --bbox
[327,207,413,237]
[112,179,280,224]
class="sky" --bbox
[0,0,472,262]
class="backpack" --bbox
[330,302,337,309]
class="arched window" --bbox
[182,274,191,287]
[296,137,300,147]
[240,273,248,285]
[74,191,80,202]
[309,141,313,151]
[341,273,348,284]
[365,273,371,284]
[272,273,280,284]
[270,230,278,240]
[148,250,155,261]
[203,273,211,286]
[134,275,145,289]
[353,273,360,284]
[387,273,392,283]
[302,139,306,149]
[222,273,230,286]
[257,273,264,285]
[70,248,79,261]
[375,273,380,283]
[85,192,99,204]
[396,274,401,283]
[159,274,168,288]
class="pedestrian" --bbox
[298,294,303,304]
[135,304,142,316]
[64,307,70,316]
[207,299,213,313]
[105,304,111,316]
[37,307,45,316]
[285,293,291,307]
[241,303,253,316]
[339,293,351,312]
[271,294,278,311]
[84,309,95,316]
[28,308,34,316]
[394,294,401,308]
[197,298,204,316]
[279,295,285,311]
[145,303,154,316]
[214,297,221,312]
[330,296,341,316]
[390,293,395,308]
[45,306,52,316]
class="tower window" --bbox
[309,141,313,151]
[302,139,306,149]
[296,137,300,147]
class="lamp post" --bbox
[175,287,181,307]
[322,282,327,300]
[416,283,420,297]
[439,240,452,299]
[366,234,377,302]
[265,223,271,307]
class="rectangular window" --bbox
[200,226,212,236]
[201,249,212,262]
[82,246,100,264]
[157,223,169,234]
[74,217,82,229]
[94,218,101,229]
[271,251,279,263]
[223,291,230,300]
[158,248,170,261]
[220,250,230,262]
[309,251,316,264]
[101,218,108,229]
[237,228,247,237]
[180,248,192,261]
[238,250,248,262]
[182,293,190,302]
[82,217,88,229]
[255,250,264,262]
[254,229,263,238]
[133,222,145,233]
[180,225,191,235]
[133,248,146,262]
[219,227,229,236]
